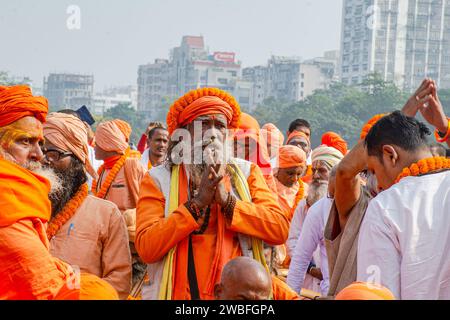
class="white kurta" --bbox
[357,171,450,300]
[140,148,150,170]
[87,145,102,189]
[287,197,332,295]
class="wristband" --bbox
[435,117,450,143]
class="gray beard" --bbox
[307,179,329,206]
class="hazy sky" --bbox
[0,0,343,90]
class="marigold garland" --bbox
[92,148,130,199]
[47,183,89,240]
[395,157,450,184]
[293,179,306,210]
[166,87,241,135]
[360,113,389,140]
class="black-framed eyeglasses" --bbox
[42,148,73,162]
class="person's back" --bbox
[358,170,450,299]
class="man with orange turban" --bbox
[321,132,348,157]
[286,130,313,183]
[261,123,284,161]
[93,119,147,293]
[0,85,117,300]
[42,112,132,299]
[136,88,289,300]
[233,113,278,194]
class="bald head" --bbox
[215,257,272,300]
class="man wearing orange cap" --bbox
[261,123,285,161]
[0,85,117,300]
[93,119,147,293]
[321,132,348,157]
[286,130,312,183]
[136,88,289,300]
[233,113,278,194]
[42,112,132,299]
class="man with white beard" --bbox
[0,85,118,299]
[135,88,289,300]
[286,145,343,294]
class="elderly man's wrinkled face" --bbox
[311,160,331,184]
[189,114,228,165]
[276,166,305,188]
[0,116,44,170]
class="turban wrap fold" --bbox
[321,132,348,156]
[167,87,241,135]
[335,282,395,300]
[276,145,307,169]
[44,113,98,179]
[0,85,48,127]
[287,130,310,145]
[113,119,132,142]
[262,123,284,148]
[311,145,344,169]
[95,120,129,154]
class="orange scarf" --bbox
[47,184,89,240]
[0,157,51,227]
[92,149,130,199]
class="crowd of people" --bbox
[0,78,449,300]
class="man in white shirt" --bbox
[287,168,336,296]
[140,126,168,170]
[357,110,450,300]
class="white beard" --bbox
[307,180,329,206]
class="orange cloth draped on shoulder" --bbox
[0,85,48,127]
[335,282,395,300]
[321,132,348,157]
[272,276,301,300]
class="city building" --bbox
[92,86,137,116]
[43,73,94,110]
[340,0,450,91]
[137,36,248,118]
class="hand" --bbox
[309,267,323,281]
[419,81,449,133]
[214,182,229,207]
[402,78,434,117]
[193,165,223,210]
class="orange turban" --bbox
[0,158,51,227]
[287,130,310,145]
[262,123,284,146]
[44,113,97,179]
[113,119,132,142]
[0,85,48,127]
[321,132,348,156]
[360,114,388,140]
[234,112,261,142]
[277,145,306,169]
[95,120,129,154]
[167,88,241,135]
[335,282,395,300]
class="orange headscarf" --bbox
[360,114,388,140]
[277,145,307,169]
[0,85,48,127]
[113,119,132,142]
[95,120,129,154]
[262,123,284,146]
[0,158,51,227]
[44,113,97,179]
[335,282,395,300]
[167,88,241,135]
[287,130,310,145]
[321,132,348,156]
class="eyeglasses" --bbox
[42,148,73,162]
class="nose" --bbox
[31,143,44,162]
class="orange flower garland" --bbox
[293,179,306,210]
[47,183,89,240]
[395,157,450,184]
[360,113,388,140]
[92,148,130,199]
[166,87,241,135]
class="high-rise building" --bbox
[43,73,94,110]
[92,86,138,116]
[137,36,246,117]
[242,66,268,107]
[340,0,450,91]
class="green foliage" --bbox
[251,75,413,148]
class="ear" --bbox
[381,145,399,166]
[214,283,223,300]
